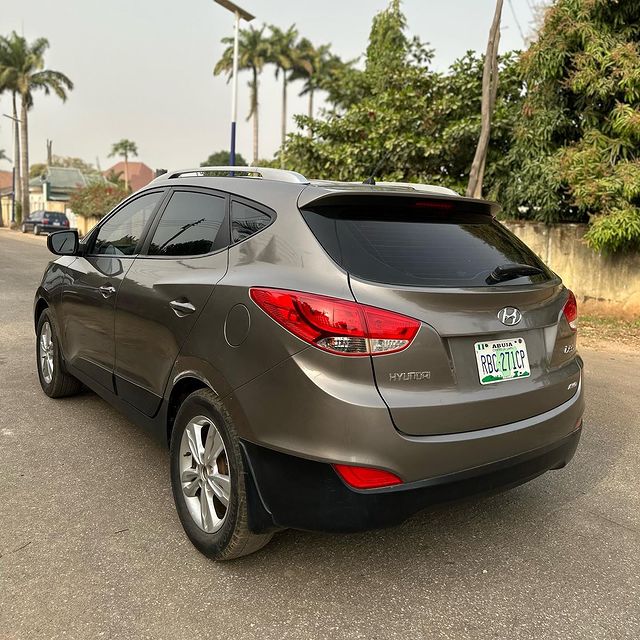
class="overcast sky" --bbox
[0,0,536,172]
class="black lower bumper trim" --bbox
[241,427,582,534]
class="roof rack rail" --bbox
[157,166,310,185]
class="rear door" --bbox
[113,188,229,416]
[301,195,581,436]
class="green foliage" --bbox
[104,168,125,187]
[499,0,640,252]
[282,2,523,198]
[201,150,248,166]
[30,162,47,178]
[68,182,129,219]
[50,155,96,172]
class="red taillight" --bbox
[63,220,69,227]
[42,217,49,224]
[249,288,420,356]
[563,290,578,331]
[333,464,403,489]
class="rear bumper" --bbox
[242,426,582,533]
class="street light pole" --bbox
[230,11,240,167]
[214,0,255,167]
[3,113,21,225]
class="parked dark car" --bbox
[21,210,70,235]
[33,167,584,560]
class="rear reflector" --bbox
[249,288,420,356]
[563,290,578,331]
[333,464,403,489]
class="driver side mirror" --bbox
[47,229,79,256]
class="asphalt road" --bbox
[1,228,639,640]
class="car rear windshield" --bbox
[300,203,554,288]
[45,212,66,221]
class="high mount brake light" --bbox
[249,288,420,356]
[411,200,454,210]
[333,464,403,489]
[563,290,578,331]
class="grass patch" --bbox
[580,314,640,349]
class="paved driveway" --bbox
[1,229,638,640]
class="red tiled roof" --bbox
[104,161,154,192]
[0,170,13,192]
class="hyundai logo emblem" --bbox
[497,307,522,326]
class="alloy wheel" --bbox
[179,416,231,533]
[39,321,54,384]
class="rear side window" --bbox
[231,201,272,243]
[301,203,553,287]
[148,191,226,256]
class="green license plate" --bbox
[475,337,531,385]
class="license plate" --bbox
[475,337,530,385]
[53,222,61,226]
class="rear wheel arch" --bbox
[166,375,210,446]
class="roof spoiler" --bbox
[298,189,500,217]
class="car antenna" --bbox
[362,150,391,185]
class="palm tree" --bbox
[290,41,340,128]
[215,25,269,164]
[267,25,310,155]
[109,139,138,191]
[0,32,73,220]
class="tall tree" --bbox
[201,149,247,167]
[290,40,341,123]
[214,25,269,164]
[466,0,504,198]
[499,0,640,252]
[282,2,523,197]
[0,32,73,219]
[267,25,305,154]
[109,139,138,191]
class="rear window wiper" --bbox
[486,263,544,284]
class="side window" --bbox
[93,192,163,256]
[148,191,226,256]
[231,201,272,243]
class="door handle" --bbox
[99,284,116,298]
[170,300,196,316]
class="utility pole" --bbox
[46,139,53,165]
[214,0,255,166]
[466,0,504,199]
[3,113,22,225]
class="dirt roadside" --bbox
[579,315,640,354]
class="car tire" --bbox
[170,388,273,560]
[34,224,41,235]
[21,224,27,233]
[36,309,83,398]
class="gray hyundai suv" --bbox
[34,167,584,560]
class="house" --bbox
[28,166,107,229]
[104,161,154,192]
[0,169,14,226]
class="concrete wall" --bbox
[504,221,640,316]
[75,215,102,236]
